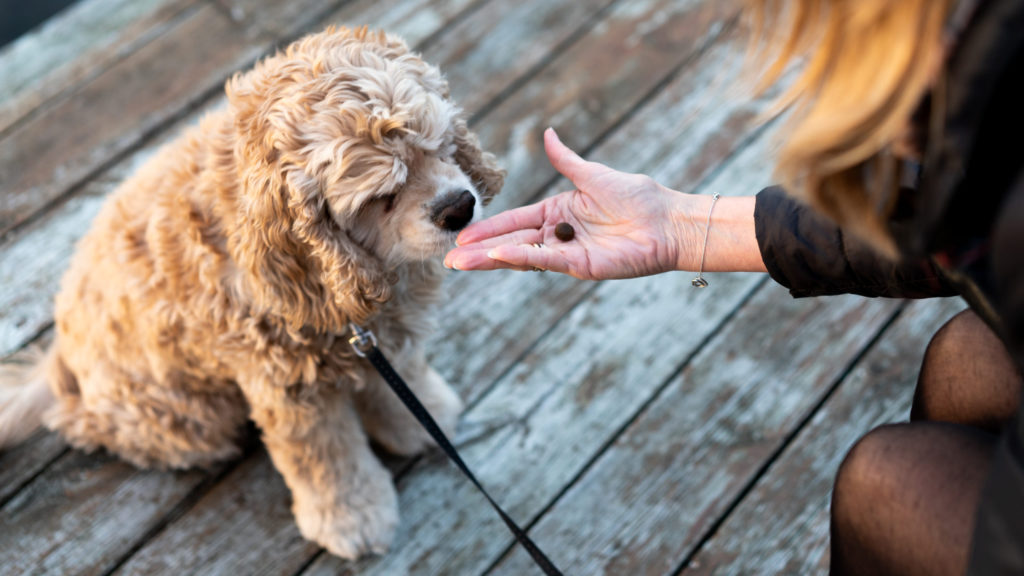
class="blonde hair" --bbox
[745,0,956,256]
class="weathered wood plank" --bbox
[477,0,737,215]
[0,3,269,237]
[0,0,200,134]
[213,0,348,39]
[0,429,66,506]
[0,449,215,576]
[112,450,319,576]
[423,0,619,115]
[684,298,964,576]
[489,287,901,575]
[321,0,482,42]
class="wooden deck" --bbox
[0,1,963,574]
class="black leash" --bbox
[348,324,564,576]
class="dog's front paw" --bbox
[379,374,464,456]
[429,377,464,439]
[292,478,399,560]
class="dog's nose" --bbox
[431,189,476,232]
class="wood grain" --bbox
[0,3,266,237]
[476,0,737,216]
[0,449,215,576]
[322,0,482,43]
[0,430,66,506]
[112,450,319,576]
[423,0,619,114]
[0,0,199,134]
[0,332,66,506]
[213,0,347,39]
[489,287,901,575]
[683,299,964,576]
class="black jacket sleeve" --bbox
[754,186,956,299]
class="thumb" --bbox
[544,127,594,185]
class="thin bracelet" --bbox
[691,192,720,288]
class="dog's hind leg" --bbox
[243,381,398,560]
[45,356,249,470]
[353,345,464,457]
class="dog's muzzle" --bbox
[431,189,476,232]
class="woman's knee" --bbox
[833,423,906,516]
[912,309,1021,429]
[831,422,997,576]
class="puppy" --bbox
[0,26,503,559]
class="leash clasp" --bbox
[348,323,377,358]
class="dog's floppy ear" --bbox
[225,61,392,331]
[452,115,505,205]
[285,169,393,326]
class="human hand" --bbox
[445,128,702,280]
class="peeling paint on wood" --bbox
[473,0,738,215]
[0,0,200,134]
[112,451,319,575]
[424,0,619,114]
[0,3,267,237]
[0,449,215,576]
[489,287,901,575]
[322,0,481,44]
[684,299,964,576]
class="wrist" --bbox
[670,191,716,273]
[671,193,767,274]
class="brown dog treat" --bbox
[554,222,575,242]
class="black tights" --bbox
[830,310,1023,576]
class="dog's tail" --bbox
[0,345,56,449]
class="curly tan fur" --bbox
[0,26,503,559]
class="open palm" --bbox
[445,129,691,280]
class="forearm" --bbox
[671,191,767,274]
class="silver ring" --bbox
[531,242,545,249]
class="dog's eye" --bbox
[380,193,398,213]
